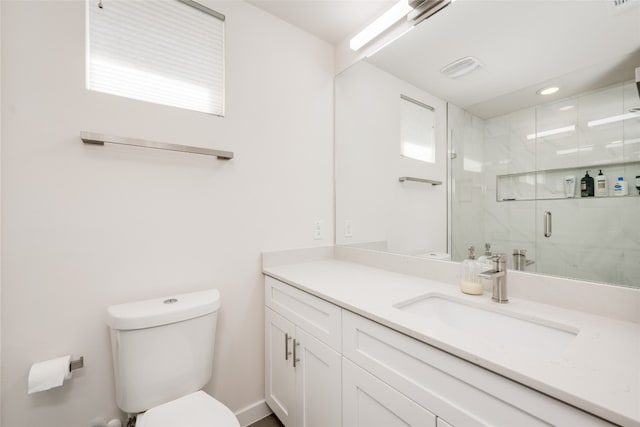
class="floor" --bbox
[248,414,284,427]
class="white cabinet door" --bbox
[295,328,342,427]
[343,358,436,427]
[266,308,296,426]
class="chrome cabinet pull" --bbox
[544,211,552,237]
[293,339,300,368]
[285,333,292,360]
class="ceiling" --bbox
[366,0,640,118]
[251,0,640,119]
[248,0,395,45]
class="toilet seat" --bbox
[136,391,240,427]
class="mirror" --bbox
[335,0,640,288]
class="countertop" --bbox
[264,259,640,427]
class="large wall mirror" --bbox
[335,0,640,288]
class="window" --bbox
[87,0,225,116]
[400,95,435,163]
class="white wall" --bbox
[335,61,447,255]
[1,1,334,426]
[0,1,3,421]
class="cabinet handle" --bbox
[293,339,300,368]
[285,333,292,360]
[544,211,552,237]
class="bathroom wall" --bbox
[0,1,3,421]
[1,1,334,426]
[335,61,447,255]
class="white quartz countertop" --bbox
[264,259,640,427]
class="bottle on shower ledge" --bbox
[580,171,594,197]
[595,170,608,197]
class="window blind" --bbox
[87,0,225,116]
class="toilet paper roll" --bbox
[28,355,72,394]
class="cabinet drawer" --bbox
[343,310,614,427]
[343,358,436,427]
[265,276,341,352]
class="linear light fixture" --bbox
[586,112,640,127]
[350,0,412,51]
[526,125,576,140]
[350,0,453,51]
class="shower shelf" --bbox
[495,160,640,202]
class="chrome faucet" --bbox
[478,254,508,303]
[512,249,535,271]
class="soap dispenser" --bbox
[580,171,594,197]
[460,246,483,295]
[595,170,608,197]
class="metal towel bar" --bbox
[399,176,442,186]
[81,131,234,160]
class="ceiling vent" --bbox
[440,56,483,79]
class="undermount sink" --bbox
[394,294,579,360]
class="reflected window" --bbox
[400,95,435,163]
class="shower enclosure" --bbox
[449,80,640,288]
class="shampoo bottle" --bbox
[595,170,608,197]
[460,246,483,295]
[613,176,628,196]
[580,171,594,197]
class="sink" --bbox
[394,294,579,359]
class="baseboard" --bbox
[235,399,272,427]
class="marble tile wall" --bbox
[451,80,640,288]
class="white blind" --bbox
[87,0,224,116]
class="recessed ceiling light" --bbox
[559,105,574,111]
[537,87,559,96]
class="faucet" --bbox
[478,254,508,303]
[512,249,534,271]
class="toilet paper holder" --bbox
[70,356,84,372]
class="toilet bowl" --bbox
[136,391,239,427]
[106,289,239,427]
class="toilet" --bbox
[106,289,239,427]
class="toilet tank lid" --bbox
[107,289,221,330]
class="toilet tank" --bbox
[106,289,221,414]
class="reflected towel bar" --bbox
[399,176,442,186]
[81,131,234,160]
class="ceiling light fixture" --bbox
[587,112,640,127]
[559,105,575,111]
[537,87,560,96]
[526,125,576,140]
[350,0,453,52]
[349,0,412,51]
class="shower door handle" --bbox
[544,211,552,237]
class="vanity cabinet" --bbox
[265,277,615,427]
[265,277,342,427]
[342,310,614,427]
[343,357,437,427]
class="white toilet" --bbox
[106,289,239,427]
